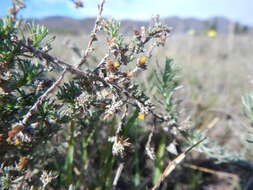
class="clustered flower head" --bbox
[17,156,29,171]
[40,170,58,188]
[109,136,132,157]
[6,123,32,146]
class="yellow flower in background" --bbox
[138,113,145,120]
[207,29,217,38]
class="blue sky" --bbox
[1,0,252,25]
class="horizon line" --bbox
[12,14,251,27]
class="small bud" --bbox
[106,60,119,73]
[73,0,84,8]
[134,30,141,39]
[90,33,97,41]
[106,37,113,45]
[137,56,147,66]
[134,30,140,35]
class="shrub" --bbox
[0,0,237,189]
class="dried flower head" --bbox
[7,124,22,139]
[17,156,29,171]
[7,124,33,145]
[106,60,120,73]
[0,62,11,73]
[109,136,132,157]
[40,170,58,188]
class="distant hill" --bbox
[30,16,251,34]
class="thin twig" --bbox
[206,117,220,132]
[21,43,89,75]
[145,118,156,160]
[116,104,128,136]
[146,41,158,59]
[77,0,106,68]
[92,53,109,72]
[20,69,67,126]
[112,162,124,189]
[22,43,111,87]
[183,163,239,181]
[151,137,206,190]
[111,82,172,122]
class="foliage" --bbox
[0,0,249,190]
